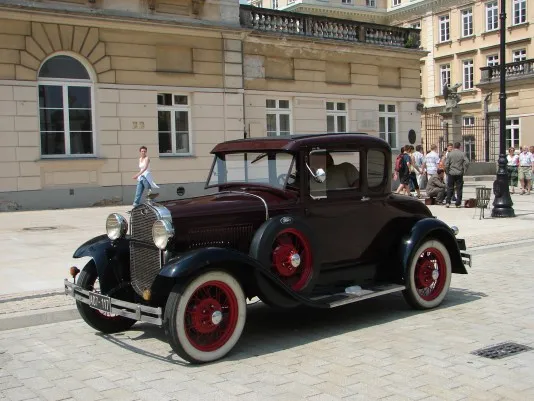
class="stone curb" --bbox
[0,306,80,331]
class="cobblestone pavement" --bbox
[1,244,534,401]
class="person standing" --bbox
[426,168,446,204]
[422,143,440,180]
[394,146,412,196]
[445,142,469,208]
[413,145,425,190]
[408,145,422,198]
[518,145,533,195]
[506,147,519,194]
[133,146,159,207]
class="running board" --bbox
[309,284,406,308]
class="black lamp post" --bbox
[491,0,515,218]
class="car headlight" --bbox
[106,213,128,240]
[152,219,174,250]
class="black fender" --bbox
[73,234,130,293]
[400,218,468,276]
[154,247,329,309]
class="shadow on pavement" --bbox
[95,287,485,366]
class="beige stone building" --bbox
[259,0,534,161]
[0,0,423,209]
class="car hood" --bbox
[159,188,296,219]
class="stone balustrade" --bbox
[239,5,421,49]
[480,59,534,83]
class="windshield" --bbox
[206,151,297,190]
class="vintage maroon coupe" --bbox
[64,133,471,363]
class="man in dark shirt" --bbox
[426,168,446,203]
[445,142,470,208]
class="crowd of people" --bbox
[507,146,534,195]
[393,142,470,208]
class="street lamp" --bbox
[491,0,515,218]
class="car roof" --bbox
[211,133,390,153]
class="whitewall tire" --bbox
[403,239,452,310]
[164,270,246,363]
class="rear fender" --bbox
[73,234,130,292]
[400,218,467,275]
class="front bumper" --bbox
[64,279,163,326]
[456,238,472,268]
[461,252,472,268]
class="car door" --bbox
[303,146,375,269]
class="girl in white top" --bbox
[133,146,159,207]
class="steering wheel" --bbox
[277,173,297,187]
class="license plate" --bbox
[88,292,111,313]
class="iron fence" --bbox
[422,113,498,162]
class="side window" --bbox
[368,149,386,189]
[309,149,360,199]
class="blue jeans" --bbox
[133,176,150,207]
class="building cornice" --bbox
[282,3,387,23]
[0,0,244,36]
[386,0,474,25]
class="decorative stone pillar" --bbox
[439,109,462,146]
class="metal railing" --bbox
[480,58,534,83]
[239,5,421,49]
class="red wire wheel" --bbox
[403,239,452,310]
[184,281,239,352]
[414,247,447,301]
[271,228,313,291]
[164,270,247,363]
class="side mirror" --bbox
[306,162,326,183]
[315,168,326,183]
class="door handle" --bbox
[361,196,370,201]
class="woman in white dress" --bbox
[132,146,159,207]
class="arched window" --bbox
[38,55,94,156]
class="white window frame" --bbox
[463,59,474,90]
[506,118,520,149]
[266,99,292,136]
[463,135,476,162]
[439,14,450,42]
[393,0,401,6]
[38,56,96,159]
[272,0,278,8]
[342,0,353,4]
[487,55,499,66]
[486,1,498,32]
[378,104,398,150]
[440,64,451,93]
[461,8,473,37]
[366,0,376,7]
[463,116,475,127]
[326,101,348,133]
[157,93,193,156]
[410,21,421,29]
[513,0,526,25]
[513,49,527,62]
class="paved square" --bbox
[1,240,533,400]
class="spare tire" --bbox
[249,215,320,307]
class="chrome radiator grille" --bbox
[129,205,161,297]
